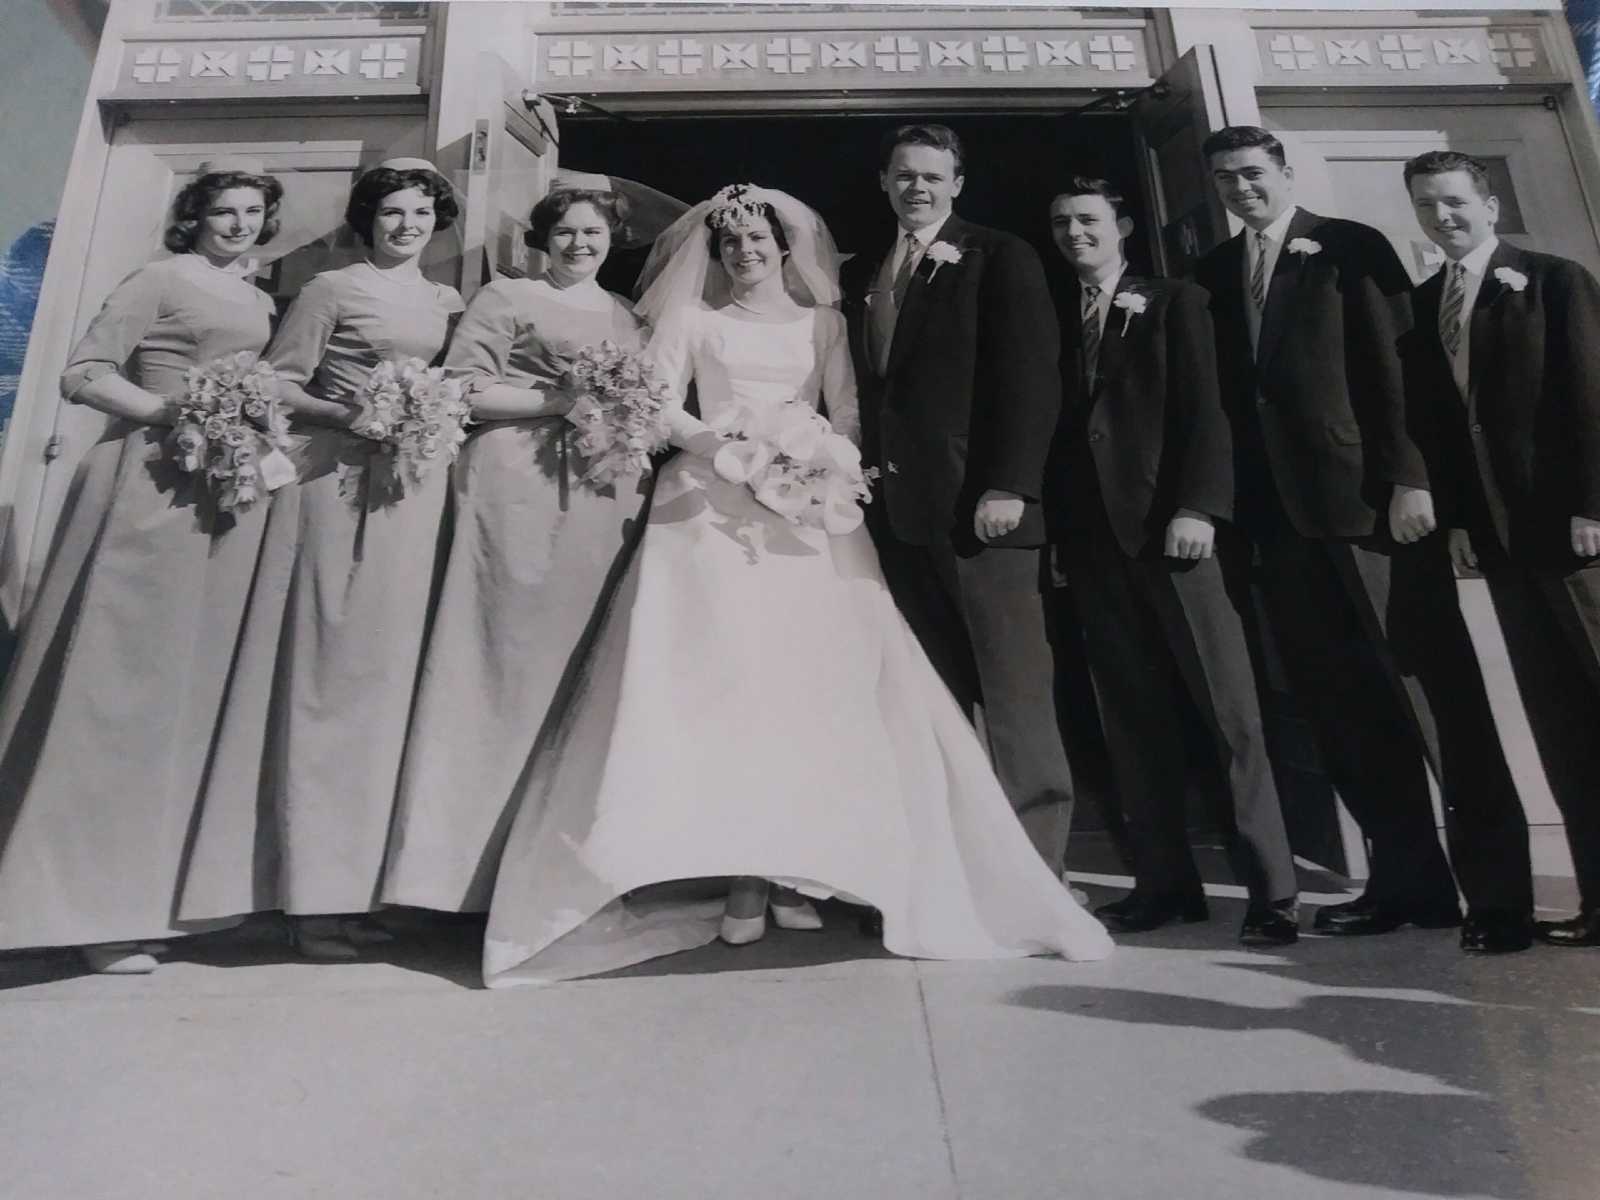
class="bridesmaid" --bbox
[381,187,655,913]
[0,158,284,973]
[176,158,462,959]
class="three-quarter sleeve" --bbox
[266,274,341,386]
[444,282,519,391]
[60,264,167,401]
[644,306,713,448]
[818,309,860,445]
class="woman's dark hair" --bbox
[704,202,790,259]
[525,188,629,250]
[164,171,284,254]
[345,167,459,246]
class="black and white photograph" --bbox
[0,1,1596,1196]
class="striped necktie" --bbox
[1250,231,1269,311]
[1439,262,1467,358]
[891,231,919,308]
[1081,285,1102,388]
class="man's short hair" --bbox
[1053,176,1127,220]
[879,124,965,177]
[1201,126,1287,168]
[1403,150,1494,199]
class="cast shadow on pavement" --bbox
[1006,971,1600,1200]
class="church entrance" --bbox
[557,108,1150,299]
[559,102,1347,878]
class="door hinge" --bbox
[43,435,63,461]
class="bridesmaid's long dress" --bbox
[381,277,654,913]
[178,261,462,920]
[0,253,277,951]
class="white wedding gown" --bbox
[481,303,1113,986]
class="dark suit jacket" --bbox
[1405,241,1600,566]
[1194,209,1425,539]
[841,214,1061,550]
[1046,273,1233,557]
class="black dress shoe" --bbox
[1312,895,1461,936]
[1240,901,1300,947]
[1460,910,1533,954]
[1093,891,1208,933]
[1534,908,1600,947]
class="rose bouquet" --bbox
[349,358,472,498]
[709,400,877,535]
[562,340,673,486]
[171,351,295,513]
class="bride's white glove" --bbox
[683,429,730,460]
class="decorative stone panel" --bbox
[536,26,1154,92]
[109,34,425,98]
[1256,25,1563,85]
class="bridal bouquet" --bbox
[709,400,877,535]
[349,357,472,495]
[561,341,673,486]
[171,351,295,513]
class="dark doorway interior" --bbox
[558,109,1145,298]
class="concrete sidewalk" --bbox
[3,866,1597,1200]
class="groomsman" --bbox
[1046,178,1299,944]
[1194,126,1533,953]
[841,123,1073,873]
[1404,150,1600,947]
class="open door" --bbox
[455,53,557,300]
[1132,45,1231,277]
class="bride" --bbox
[481,185,1113,985]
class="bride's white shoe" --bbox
[719,912,767,945]
[768,897,823,930]
[81,943,160,975]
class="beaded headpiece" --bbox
[704,184,772,232]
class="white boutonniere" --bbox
[1111,290,1149,336]
[1493,266,1528,293]
[924,241,963,281]
[1287,237,1322,257]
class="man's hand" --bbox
[1448,528,1478,572]
[1164,509,1215,560]
[1573,515,1600,558]
[975,489,1026,542]
[1389,485,1437,545]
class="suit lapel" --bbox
[1253,208,1319,370]
[1467,241,1522,406]
[1090,274,1143,398]
[886,214,963,377]
[1413,268,1462,405]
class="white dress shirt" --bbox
[1441,236,1499,396]
[1244,204,1300,352]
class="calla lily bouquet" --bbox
[172,351,295,514]
[709,400,877,535]
[350,357,472,499]
[563,340,673,487]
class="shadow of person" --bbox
[0,910,490,992]
[1198,1090,1529,1199]
[1006,981,1599,1200]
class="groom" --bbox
[842,123,1072,872]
